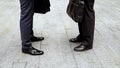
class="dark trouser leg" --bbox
[30,19,34,37]
[79,0,95,48]
[20,0,34,48]
[77,23,83,41]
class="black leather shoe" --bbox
[74,41,92,51]
[69,38,82,43]
[31,36,44,42]
[22,47,44,55]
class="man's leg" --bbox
[82,0,95,48]
[29,15,44,42]
[74,0,95,51]
[20,0,44,55]
[69,22,84,43]
[77,23,84,40]
[30,19,34,37]
[20,0,34,48]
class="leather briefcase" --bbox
[34,0,50,14]
[67,0,85,23]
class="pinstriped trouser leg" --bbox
[19,0,34,48]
